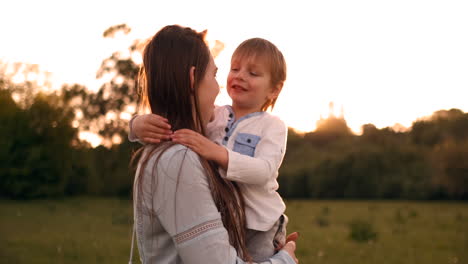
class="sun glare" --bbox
[1,0,467,142]
[79,132,102,148]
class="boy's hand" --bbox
[171,129,228,169]
[133,114,172,144]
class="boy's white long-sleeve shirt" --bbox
[207,105,287,232]
[129,105,287,232]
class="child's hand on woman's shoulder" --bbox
[133,114,173,144]
[171,129,229,169]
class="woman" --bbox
[132,25,298,263]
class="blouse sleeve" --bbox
[222,117,288,185]
[156,146,294,264]
[128,115,142,143]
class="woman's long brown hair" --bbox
[131,25,250,260]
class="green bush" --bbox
[348,219,378,242]
[0,91,77,198]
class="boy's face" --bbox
[227,55,277,113]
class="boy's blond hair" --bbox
[232,38,287,111]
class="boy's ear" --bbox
[270,82,283,99]
[189,66,196,91]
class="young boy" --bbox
[130,38,289,262]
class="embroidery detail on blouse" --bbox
[174,219,223,244]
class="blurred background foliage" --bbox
[0,24,467,200]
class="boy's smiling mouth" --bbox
[231,84,248,92]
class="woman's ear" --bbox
[190,66,196,91]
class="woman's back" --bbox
[134,144,237,263]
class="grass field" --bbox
[0,198,467,264]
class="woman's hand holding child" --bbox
[282,232,299,264]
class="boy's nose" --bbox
[235,70,246,81]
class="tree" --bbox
[0,61,53,108]
[431,141,468,199]
[62,24,142,145]
[0,83,78,198]
[410,108,468,146]
[62,24,226,146]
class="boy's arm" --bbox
[128,114,173,144]
[222,118,287,185]
[171,129,229,169]
[128,115,140,142]
[172,118,288,186]
[129,105,221,144]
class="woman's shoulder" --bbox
[147,144,207,182]
[155,144,201,166]
[213,105,230,119]
[207,105,230,130]
[214,104,229,111]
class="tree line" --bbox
[278,110,468,200]
[1,73,467,200]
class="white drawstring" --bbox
[128,223,135,264]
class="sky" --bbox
[1,0,468,137]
